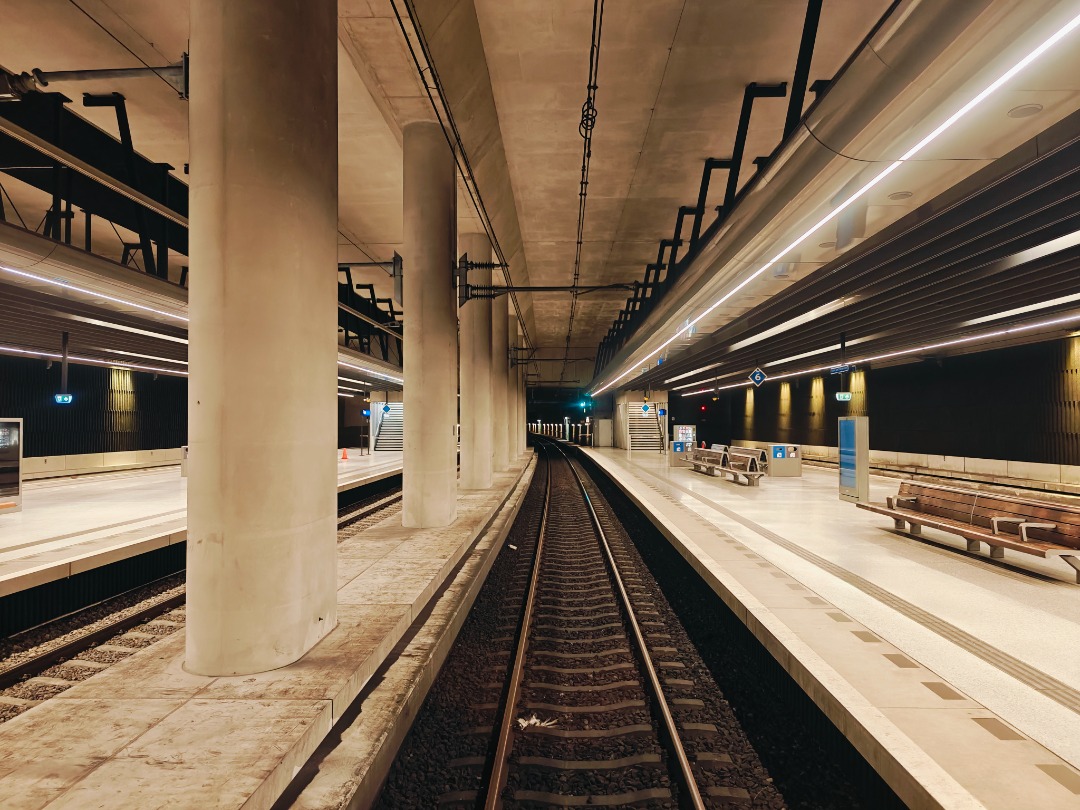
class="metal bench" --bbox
[857,480,1080,582]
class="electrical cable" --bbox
[559,0,605,387]
[66,0,177,94]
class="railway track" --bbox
[0,485,402,724]
[387,440,780,808]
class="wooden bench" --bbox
[686,448,727,477]
[857,481,1080,583]
[685,447,765,487]
[731,445,769,474]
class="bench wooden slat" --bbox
[858,481,1080,582]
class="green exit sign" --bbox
[835,392,853,402]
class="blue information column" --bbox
[838,416,869,503]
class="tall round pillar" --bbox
[459,234,493,489]
[506,309,518,459]
[491,282,510,470]
[186,0,338,675]
[402,122,458,527]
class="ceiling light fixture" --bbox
[339,360,403,384]
[96,348,188,365]
[68,315,189,344]
[963,292,1080,326]
[888,191,913,200]
[0,343,189,375]
[1,264,188,322]
[681,310,1080,396]
[1008,103,1043,118]
[592,11,1080,396]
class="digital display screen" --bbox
[0,422,20,498]
[839,418,856,491]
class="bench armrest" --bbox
[990,516,1025,535]
[1020,522,1056,543]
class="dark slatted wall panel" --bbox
[672,337,1080,466]
[0,354,186,457]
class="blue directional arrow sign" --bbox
[749,368,767,387]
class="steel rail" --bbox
[559,444,706,810]
[482,448,551,810]
[0,590,185,691]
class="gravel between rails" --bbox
[376,446,787,809]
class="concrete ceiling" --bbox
[0,0,896,386]
[472,0,893,384]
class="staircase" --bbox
[628,403,664,451]
[374,403,404,451]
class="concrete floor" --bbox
[0,456,531,810]
[584,448,1080,809]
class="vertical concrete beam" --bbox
[507,309,518,458]
[459,234,493,489]
[517,335,527,454]
[186,0,338,675]
[402,122,458,527]
[492,282,509,470]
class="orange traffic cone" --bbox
[341,448,349,461]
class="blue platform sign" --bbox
[641,404,650,413]
[382,404,391,414]
[772,445,787,459]
[362,409,370,417]
[749,368,767,387]
[658,408,666,416]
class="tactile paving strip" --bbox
[627,461,1080,716]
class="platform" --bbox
[0,455,532,810]
[0,451,402,599]
[583,447,1080,810]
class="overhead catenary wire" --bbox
[559,0,606,387]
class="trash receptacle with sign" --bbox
[767,443,802,476]
[669,425,697,467]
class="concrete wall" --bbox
[0,354,186,457]
[22,448,183,480]
[674,336,1080,467]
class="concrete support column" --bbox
[402,121,458,527]
[506,309,518,459]
[517,349,527,454]
[459,234,493,489]
[492,282,510,470]
[186,0,338,676]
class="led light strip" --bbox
[1,264,189,322]
[592,10,1080,396]
[96,348,188,365]
[339,360,403,384]
[0,343,189,375]
[680,311,1080,396]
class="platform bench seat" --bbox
[685,448,765,487]
[687,449,727,477]
[857,481,1080,583]
[731,445,769,473]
